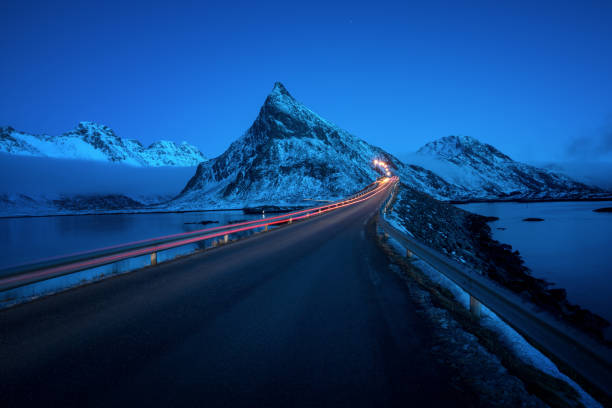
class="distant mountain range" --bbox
[0,122,206,167]
[173,83,605,209]
[0,83,607,216]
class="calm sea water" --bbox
[2,204,610,323]
[456,201,612,323]
[0,211,262,271]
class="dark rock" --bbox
[227,219,248,224]
[523,217,544,222]
[548,288,567,302]
[593,207,612,213]
[185,220,218,225]
[53,194,143,211]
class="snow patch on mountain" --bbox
[0,122,206,167]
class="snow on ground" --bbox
[384,233,602,408]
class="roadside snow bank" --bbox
[386,234,602,408]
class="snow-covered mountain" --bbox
[173,83,464,209]
[4,86,602,215]
[0,122,206,167]
[409,135,604,201]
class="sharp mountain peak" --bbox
[271,81,292,98]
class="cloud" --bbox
[566,118,612,160]
[0,154,196,197]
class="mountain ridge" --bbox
[406,134,605,201]
[0,121,206,167]
[176,83,605,209]
[2,83,606,214]
[173,82,465,209]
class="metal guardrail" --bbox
[378,180,612,396]
[0,178,396,293]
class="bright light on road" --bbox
[373,158,392,177]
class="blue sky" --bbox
[1,0,611,162]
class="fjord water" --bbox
[0,211,262,271]
[457,201,612,323]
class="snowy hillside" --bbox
[409,135,604,201]
[0,122,206,167]
[173,83,465,209]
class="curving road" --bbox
[0,183,471,407]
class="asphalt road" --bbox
[1,186,471,407]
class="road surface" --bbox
[1,186,471,407]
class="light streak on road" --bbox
[0,177,398,290]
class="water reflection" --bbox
[457,201,612,323]
[0,211,260,270]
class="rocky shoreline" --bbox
[388,183,610,341]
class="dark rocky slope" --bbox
[387,183,610,340]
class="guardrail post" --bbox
[224,234,228,244]
[469,295,481,318]
[150,252,157,266]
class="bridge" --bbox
[1,175,610,406]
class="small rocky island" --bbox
[593,207,612,213]
[184,220,218,225]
